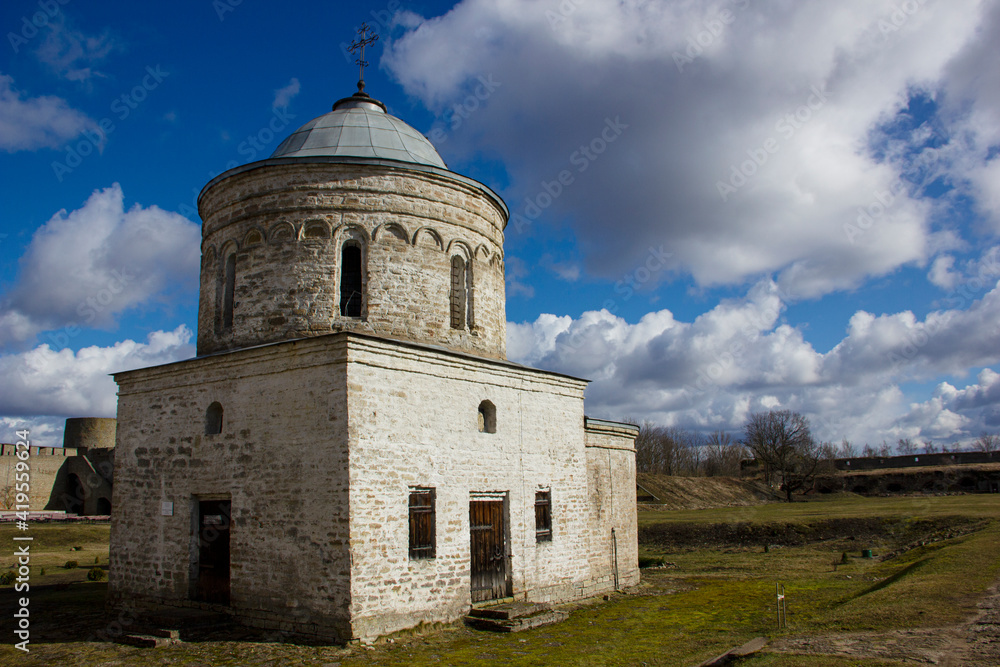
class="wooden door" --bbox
[470,499,509,602]
[194,499,231,604]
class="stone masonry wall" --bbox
[197,162,507,360]
[584,420,640,591]
[343,335,593,640]
[109,337,353,640]
[109,331,638,642]
[0,444,113,514]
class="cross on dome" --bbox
[349,23,380,94]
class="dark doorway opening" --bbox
[193,499,231,605]
[63,473,85,513]
[96,497,111,515]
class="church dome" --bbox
[270,93,447,169]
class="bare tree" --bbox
[631,421,701,476]
[862,444,877,457]
[924,441,939,454]
[839,439,857,458]
[877,441,892,457]
[975,432,998,453]
[896,438,916,455]
[743,410,821,502]
[0,483,14,510]
[702,431,746,477]
[632,420,662,474]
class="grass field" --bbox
[1,494,998,666]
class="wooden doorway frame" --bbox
[469,491,511,602]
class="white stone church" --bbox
[108,83,638,642]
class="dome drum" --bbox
[197,162,507,359]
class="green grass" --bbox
[639,493,1000,526]
[0,522,110,586]
[1,495,998,666]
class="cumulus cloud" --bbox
[507,278,1000,446]
[0,73,101,152]
[929,255,959,289]
[385,0,999,297]
[272,77,301,109]
[0,184,201,346]
[0,327,194,443]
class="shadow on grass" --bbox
[850,557,930,600]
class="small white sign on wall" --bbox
[160,501,174,516]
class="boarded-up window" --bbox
[409,488,436,559]
[222,253,236,329]
[340,243,363,317]
[450,255,466,329]
[535,490,552,542]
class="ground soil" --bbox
[763,578,1000,665]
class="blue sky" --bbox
[1,0,999,449]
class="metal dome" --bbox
[270,93,447,169]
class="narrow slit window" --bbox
[340,243,363,317]
[408,488,436,559]
[222,253,236,329]
[466,259,475,329]
[450,255,466,329]
[535,490,552,542]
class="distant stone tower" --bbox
[196,90,508,359]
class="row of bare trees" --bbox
[633,409,999,503]
[632,423,747,478]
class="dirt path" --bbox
[766,581,1000,665]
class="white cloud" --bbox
[272,77,301,110]
[386,0,998,298]
[0,416,64,449]
[0,73,101,152]
[0,184,201,346]
[929,255,959,289]
[0,326,194,431]
[507,278,1000,446]
[35,19,115,82]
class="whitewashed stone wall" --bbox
[197,162,507,360]
[345,335,591,638]
[584,419,640,592]
[109,337,353,639]
[108,332,638,642]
